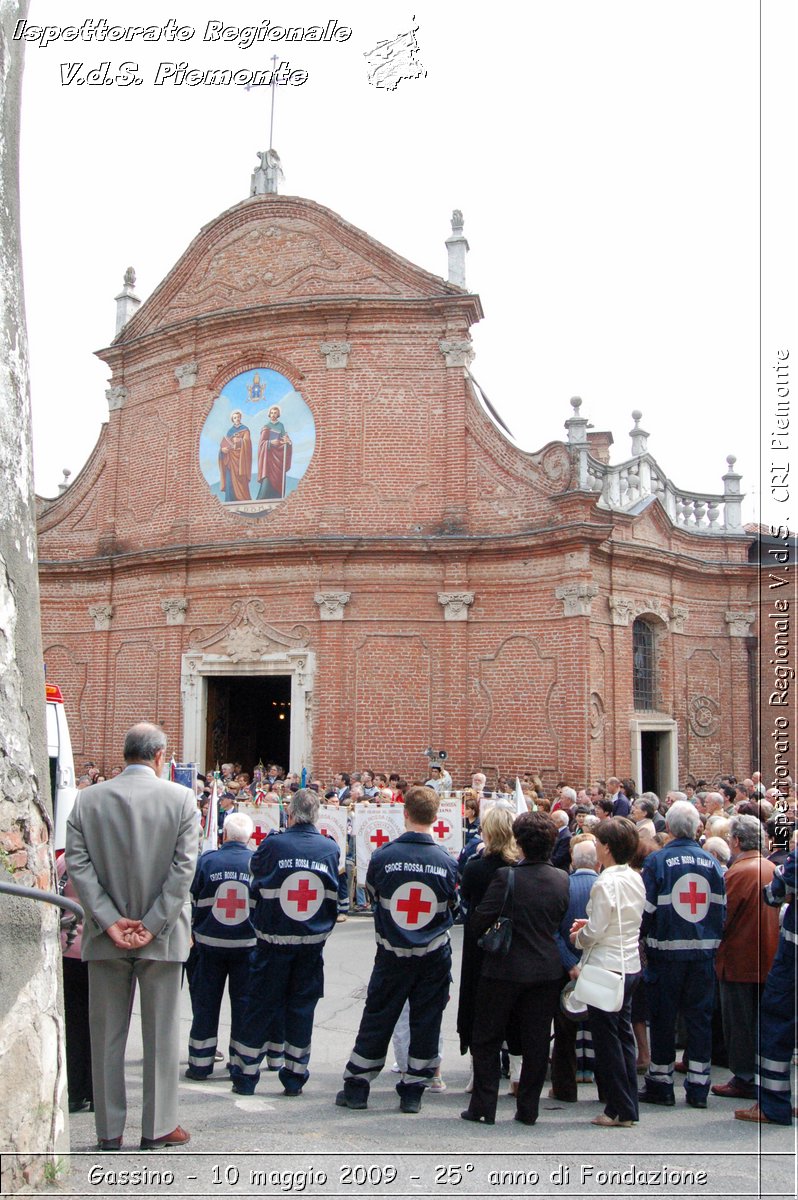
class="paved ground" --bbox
[26,919,796,1197]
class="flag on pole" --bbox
[202,778,219,854]
[515,777,532,814]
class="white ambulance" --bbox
[45,683,78,851]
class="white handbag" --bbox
[569,881,626,1013]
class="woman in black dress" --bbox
[456,804,519,1073]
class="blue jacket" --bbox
[555,868,598,971]
[191,840,255,950]
[367,831,458,957]
[250,822,340,947]
[764,846,797,954]
[641,837,726,959]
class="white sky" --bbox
[20,0,762,522]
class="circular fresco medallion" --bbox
[199,368,315,515]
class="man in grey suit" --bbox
[65,723,198,1150]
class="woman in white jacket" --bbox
[570,817,646,1127]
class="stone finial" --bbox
[629,410,649,457]
[320,341,351,369]
[314,592,351,621]
[725,610,756,637]
[438,591,474,621]
[565,396,590,444]
[175,362,199,390]
[88,604,113,631]
[251,148,283,196]
[161,598,189,626]
[439,339,475,368]
[555,583,599,617]
[106,385,128,413]
[445,209,469,288]
[722,455,744,533]
[114,267,141,334]
[57,469,71,494]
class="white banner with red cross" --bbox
[317,805,348,871]
[354,804,405,885]
[238,801,281,851]
[430,798,463,859]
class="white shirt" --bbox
[575,864,645,973]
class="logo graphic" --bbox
[364,20,426,91]
[672,873,711,923]
[279,871,324,921]
[213,880,250,925]
[389,881,437,929]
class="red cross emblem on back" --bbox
[390,881,437,930]
[672,872,711,923]
[213,880,249,925]
[279,871,325,922]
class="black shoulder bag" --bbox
[476,866,515,956]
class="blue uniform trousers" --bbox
[644,956,715,1103]
[229,943,324,1095]
[756,944,796,1125]
[187,946,251,1076]
[342,944,451,1102]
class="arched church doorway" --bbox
[205,675,291,775]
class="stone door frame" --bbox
[629,716,679,796]
[181,648,315,774]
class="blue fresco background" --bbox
[199,368,316,504]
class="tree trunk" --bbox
[0,1,68,1190]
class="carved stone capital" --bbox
[88,604,113,631]
[608,595,635,626]
[669,605,688,634]
[105,385,128,412]
[725,610,756,637]
[439,338,475,368]
[320,341,351,369]
[314,592,351,621]
[438,591,475,622]
[555,583,599,617]
[161,597,189,626]
[174,362,199,389]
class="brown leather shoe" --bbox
[97,1135,123,1151]
[734,1104,772,1124]
[140,1126,191,1150]
[712,1081,756,1100]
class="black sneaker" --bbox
[399,1092,422,1114]
[686,1095,708,1109]
[638,1090,675,1107]
[184,1068,209,1081]
[335,1089,367,1110]
[231,1081,255,1096]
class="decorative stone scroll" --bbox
[439,339,475,368]
[88,604,113,631]
[174,362,199,389]
[314,592,351,621]
[438,592,474,622]
[555,583,599,617]
[320,341,351,369]
[725,610,756,637]
[161,598,188,626]
[608,595,687,632]
[105,386,128,412]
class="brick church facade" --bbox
[36,187,759,792]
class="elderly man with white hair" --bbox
[711,816,780,1101]
[186,810,256,1080]
[550,809,573,871]
[638,801,726,1109]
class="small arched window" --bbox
[633,618,655,710]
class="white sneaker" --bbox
[429,1077,447,1093]
[390,1062,402,1074]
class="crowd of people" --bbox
[61,730,797,1150]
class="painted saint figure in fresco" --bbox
[256,405,293,500]
[219,410,253,502]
